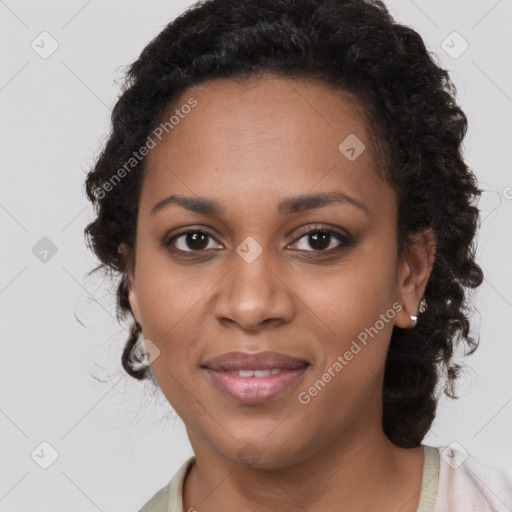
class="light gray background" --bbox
[1,1,511,510]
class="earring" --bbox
[410,297,427,327]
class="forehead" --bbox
[140,74,391,219]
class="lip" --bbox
[201,351,310,404]
[204,366,309,404]
[201,350,310,371]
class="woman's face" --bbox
[126,75,429,467]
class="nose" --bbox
[213,247,295,331]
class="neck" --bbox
[182,415,425,512]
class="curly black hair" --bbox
[84,0,484,448]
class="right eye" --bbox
[165,230,224,253]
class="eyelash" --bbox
[164,224,354,257]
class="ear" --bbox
[118,242,142,326]
[394,227,436,329]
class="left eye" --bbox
[291,229,349,252]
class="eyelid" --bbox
[291,223,349,238]
[295,224,353,240]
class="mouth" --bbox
[201,350,310,404]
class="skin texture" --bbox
[125,75,436,511]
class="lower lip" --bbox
[204,367,308,404]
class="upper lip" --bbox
[202,351,310,371]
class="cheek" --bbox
[294,247,397,393]
[295,309,393,438]
[135,245,210,336]
[297,250,397,343]
[134,254,205,379]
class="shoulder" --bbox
[137,456,196,512]
[431,443,512,512]
[138,485,169,512]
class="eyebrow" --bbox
[150,191,369,216]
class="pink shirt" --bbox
[431,443,512,511]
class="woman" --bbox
[84,0,511,510]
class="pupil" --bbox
[187,232,208,249]
[310,232,329,250]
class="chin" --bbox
[214,434,306,470]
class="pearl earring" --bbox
[410,297,427,327]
